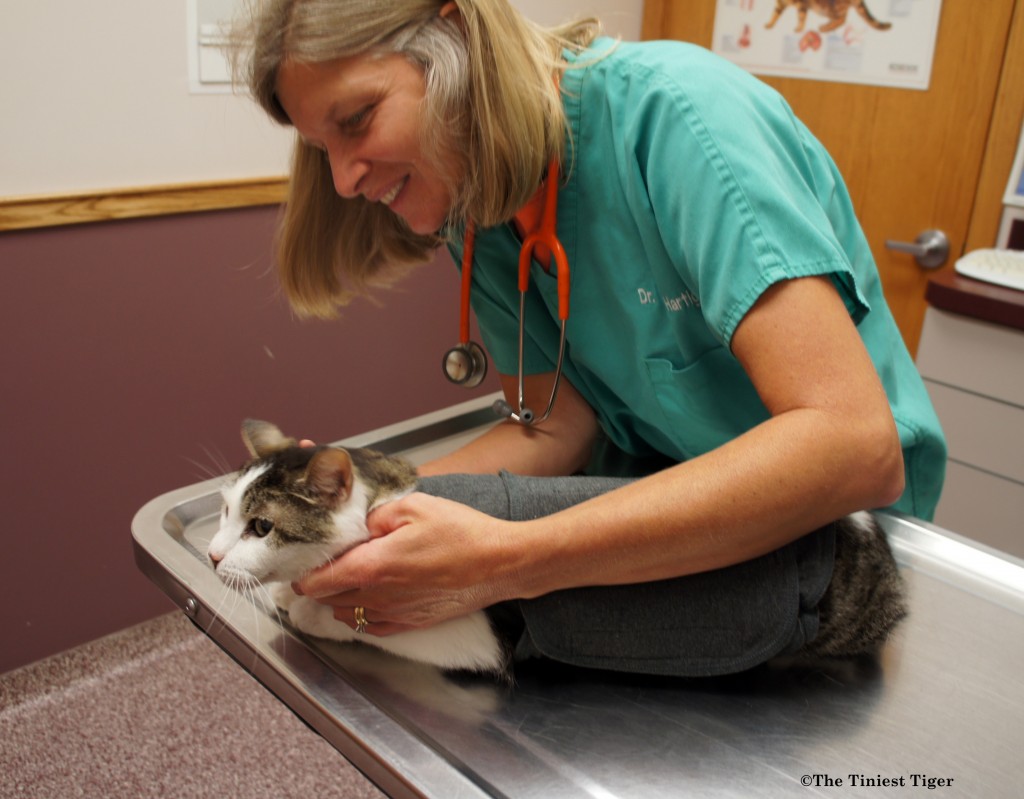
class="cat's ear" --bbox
[241,419,296,459]
[304,447,354,508]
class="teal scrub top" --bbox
[447,39,946,519]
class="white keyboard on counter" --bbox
[954,248,1024,292]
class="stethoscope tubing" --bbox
[444,156,569,426]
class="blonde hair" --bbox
[233,0,599,317]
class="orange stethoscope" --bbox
[442,156,571,425]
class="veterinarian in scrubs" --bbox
[237,0,945,638]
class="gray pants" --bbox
[418,472,835,678]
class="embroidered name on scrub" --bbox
[637,287,701,312]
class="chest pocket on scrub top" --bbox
[643,348,770,459]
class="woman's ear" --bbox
[438,1,466,36]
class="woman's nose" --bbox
[326,147,369,199]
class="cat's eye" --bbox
[251,518,274,538]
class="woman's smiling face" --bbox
[275,53,458,235]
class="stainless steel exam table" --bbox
[132,395,1024,799]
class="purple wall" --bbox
[0,206,497,674]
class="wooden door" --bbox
[642,0,1022,354]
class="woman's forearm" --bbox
[489,402,903,602]
[418,372,599,477]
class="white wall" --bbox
[518,0,643,36]
[0,1,642,198]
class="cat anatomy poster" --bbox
[712,0,943,90]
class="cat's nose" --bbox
[208,551,222,567]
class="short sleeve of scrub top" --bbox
[448,40,946,519]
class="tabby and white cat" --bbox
[208,420,906,678]
[765,0,892,33]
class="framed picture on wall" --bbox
[1005,123,1024,208]
[997,206,1024,251]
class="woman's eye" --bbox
[341,105,373,132]
[251,518,274,537]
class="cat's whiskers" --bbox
[317,547,348,585]
[209,569,290,659]
[315,543,345,574]
[252,578,285,630]
[232,578,274,671]
[243,580,271,651]
[205,570,237,635]
[183,445,234,483]
[183,455,221,483]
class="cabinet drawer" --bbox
[934,461,1024,560]
[925,380,1024,483]
[916,309,1024,407]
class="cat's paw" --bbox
[270,582,300,613]
[287,597,358,643]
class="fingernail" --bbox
[291,581,304,596]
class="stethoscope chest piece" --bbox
[442,341,488,388]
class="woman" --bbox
[236,1,944,654]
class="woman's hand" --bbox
[292,492,517,636]
[288,374,596,636]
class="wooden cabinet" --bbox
[916,273,1024,558]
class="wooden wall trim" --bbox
[0,177,287,233]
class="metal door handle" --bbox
[884,229,950,269]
